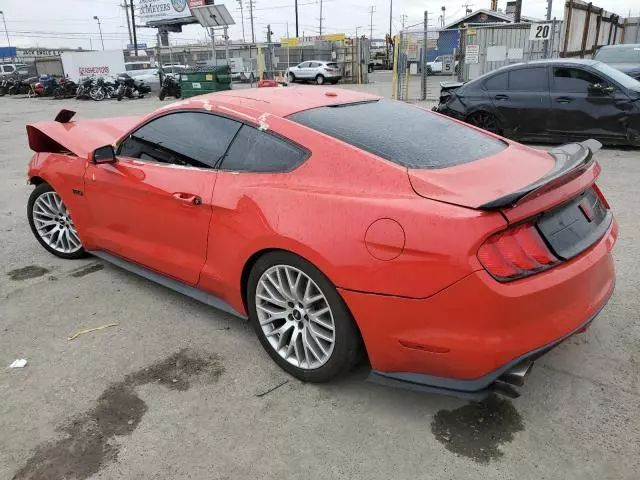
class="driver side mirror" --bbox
[588,83,614,95]
[92,145,116,164]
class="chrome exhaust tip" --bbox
[499,360,534,387]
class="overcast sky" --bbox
[1,0,639,50]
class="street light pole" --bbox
[0,11,11,47]
[93,16,105,50]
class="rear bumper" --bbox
[340,218,618,395]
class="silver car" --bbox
[286,61,341,85]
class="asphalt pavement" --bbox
[1,76,639,479]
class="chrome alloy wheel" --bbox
[32,192,82,254]
[255,265,336,369]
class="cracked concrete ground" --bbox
[1,74,639,479]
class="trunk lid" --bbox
[27,113,141,157]
[407,141,556,210]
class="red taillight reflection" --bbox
[478,223,559,281]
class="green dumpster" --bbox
[180,65,232,99]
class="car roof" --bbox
[167,87,381,118]
[598,43,640,49]
[500,58,600,69]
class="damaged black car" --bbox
[435,59,640,146]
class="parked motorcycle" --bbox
[32,74,59,97]
[53,77,78,99]
[158,74,181,101]
[76,77,95,99]
[116,73,150,101]
[8,76,38,96]
[0,77,13,96]
[89,76,116,101]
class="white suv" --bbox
[286,61,341,85]
[0,63,29,77]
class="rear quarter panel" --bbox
[198,115,506,314]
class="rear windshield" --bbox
[288,99,506,168]
[594,45,640,64]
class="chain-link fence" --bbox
[393,27,462,102]
[263,39,370,84]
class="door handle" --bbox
[556,97,573,103]
[172,192,202,206]
[494,94,509,100]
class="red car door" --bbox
[83,111,242,285]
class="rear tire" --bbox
[315,74,325,85]
[466,111,502,135]
[247,251,362,383]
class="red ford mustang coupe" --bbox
[25,87,617,399]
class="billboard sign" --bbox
[0,47,17,59]
[138,0,193,24]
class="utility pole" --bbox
[247,0,255,43]
[0,11,11,47]
[93,16,105,50]
[237,0,246,42]
[129,0,138,56]
[400,14,407,30]
[319,0,323,36]
[441,6,446,27]
[514,0,522,22]
[546,0,553,20]
[421,10,428,100]
[462,2,473,15]
[295,0,299,37]
[121,3,133,45]
[369,6,376,39]
[210,27,216,65]
[265,24,273,78]
[387,0,392,70]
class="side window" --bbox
[552,67,605,93]
[309,62,321,68]
[484,72,508,91]
[119,112,241,168]
[508,67,548,92]
[220,125,307,172]
[298,62,310,68]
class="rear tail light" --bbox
[478,223,559,281]
[592,183,609,209]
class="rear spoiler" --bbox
[478,139,602,210]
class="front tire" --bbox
[28,183,86,259]
[247,251,362,383]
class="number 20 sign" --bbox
[529,23,553,41]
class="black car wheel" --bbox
[466,111,502,135]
